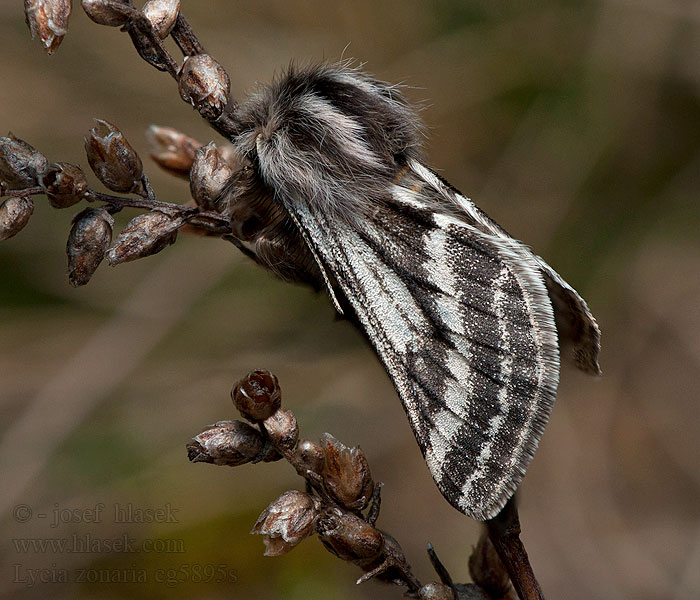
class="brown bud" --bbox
[66,207,113,286]
[320,433,374,511]
[263,408,298,452]
[0,196,34,241]
[316,507,384,563]
[178,54,230,121]
[232,369,281,422]
[142,0,180,39]
[418,583,455,600]
[24,0,71,55]
[187,420,264,466]
[295,439,325,476]
[106,211,181,265]
[41,162,88,208]
[80,0,130,27]
[251,490,321,556]
[189,142,233,210]
[84,119,144,195]
[0,134,48,191]
[145,125,201,179]
[468,531,511,598]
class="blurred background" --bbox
[1,1,699,599]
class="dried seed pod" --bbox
[187,420,264,466]
[468,531,511,598]
[41,162,88,208]
[145,125,201,178]
[189,142,233,210]
[142,0,180,39]
[417,583,455,600]
[66,207,113,286]
[178,54,230,121]
[0,134,48,190]
[316,507,384,563]
[80,0,130,27]
[320,433,374,511]
[24,0,71,55]
[84,119,145,195]
[0,196,34,241]
[263,408,299,453]
[251,490,321,556]
[295,439,325,476]
[232,369,281,422]
[106,211,181,265]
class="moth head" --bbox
[214,147,275,241]
[229,63,425,217]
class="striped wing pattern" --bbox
[286,168,559,520]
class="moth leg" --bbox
[222,234,258,262]
[253,234,302,282]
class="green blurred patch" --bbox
[52,417,148,488]
[430,0,490,35]
[0,253,68,306]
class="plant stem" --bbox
[485,496,544,600]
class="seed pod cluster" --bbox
[0,121,238,286]
[191,369,433,591]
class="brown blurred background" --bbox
[1,1,699,599]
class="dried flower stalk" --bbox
[188,369,530,599]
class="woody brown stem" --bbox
[1,186,43,197]
[484,496,544,600]
[3,184,231,235]
[171,13,205,56]
[86,191,231,233]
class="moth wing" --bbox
[535,259,601,375]
[287,194,559,521]
[411,161,601,375]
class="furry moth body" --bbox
[219,63,601,521]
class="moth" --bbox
[218,63,601,521]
